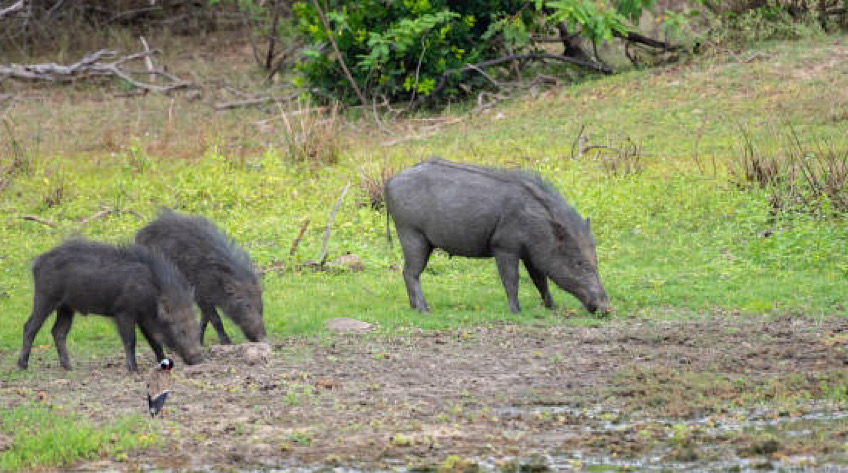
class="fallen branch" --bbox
[318,182,351,267]
[0,49,192,94]
[213,92,299,111]
[289,218,310,257]
[22,215,58,228]
[613,30,682,52]
[0,0,26,20]
[139,36,156,84]
[413,53,611,109]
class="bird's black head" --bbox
[159,358,174,371]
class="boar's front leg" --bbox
[137,319,166,362]
[115,313,139,372]
[51,305,75,370]
[495,252,521,313]
[524,259,556,309]
[198,301,232,345]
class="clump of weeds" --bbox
[730,126,848,217]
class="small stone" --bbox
[332,253,364,271]
[325,317,374,333]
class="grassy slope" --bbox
[1,38,847,362]
[1,35,847,471]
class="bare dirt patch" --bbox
[5,314,848,471]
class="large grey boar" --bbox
[17,239,204,372]
[136,210,266,345]
[385,158,609,314]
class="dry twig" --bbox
[289,218,310,257]
[22,215,58,227]
[213,92,299,111]
[318,182,351,266]
[310,0,367,107]
[78,209,113,225]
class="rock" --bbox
[208,342,272,366]
[325,317,374,333]
[332,253,364,271]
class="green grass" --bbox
[1,35,848,469]
[0,403,158,472]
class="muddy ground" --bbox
[5,314,848,472]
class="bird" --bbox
[147,357,173,418]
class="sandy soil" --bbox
[5,313,848,472]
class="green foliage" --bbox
[293,0,661,104]
[0,404,157,472]
[294,0,522,103]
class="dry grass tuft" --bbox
[358,165,396,210]
[277,99,343,166]
[731,127,848,216]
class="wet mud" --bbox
[5,314,848,472]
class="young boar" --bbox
[385,158,609,314]
[136,210,265,345]
[18,239,203,372]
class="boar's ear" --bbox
[550,220,568,241]
[586,217,591,232]
[223,280,238,296]
[156,296,170,320]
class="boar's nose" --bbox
[184,352,204,365]
[585,291,610,314]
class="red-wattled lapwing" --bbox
[147,358,173,418]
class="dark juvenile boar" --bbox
[385,158,610,314]
[136,210,266,345]
[17,239,203,372]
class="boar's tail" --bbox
[385,208,392,246]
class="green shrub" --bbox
[292,0,658,105]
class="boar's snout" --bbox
[182,350,204,365]
[584,289,610,314]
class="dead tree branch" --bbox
[413,53,610,109]
[613,30,683,52]
[0,0,26,20]
[213,92,299,111]
[318,181,351,267]
[0,49,192,94]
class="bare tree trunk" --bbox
[265,0,282,71]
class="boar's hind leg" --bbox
[115,313,139,372]
[198,301,231,345]
[51,305,75,370]
[17,294,58,369]
[524,259,556,309]
[495,252,521,314]
[398,230,433,311]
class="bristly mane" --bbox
[424,158,587,231]
[157,209,258,282]
[124,244,194,306]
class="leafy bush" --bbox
[292,0,524,104]
[292,0,658,105]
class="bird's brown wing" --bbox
[147,369,172,398]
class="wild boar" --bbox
[18,239,203,372]
[385,158,609,314]
[136,210,265,345]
